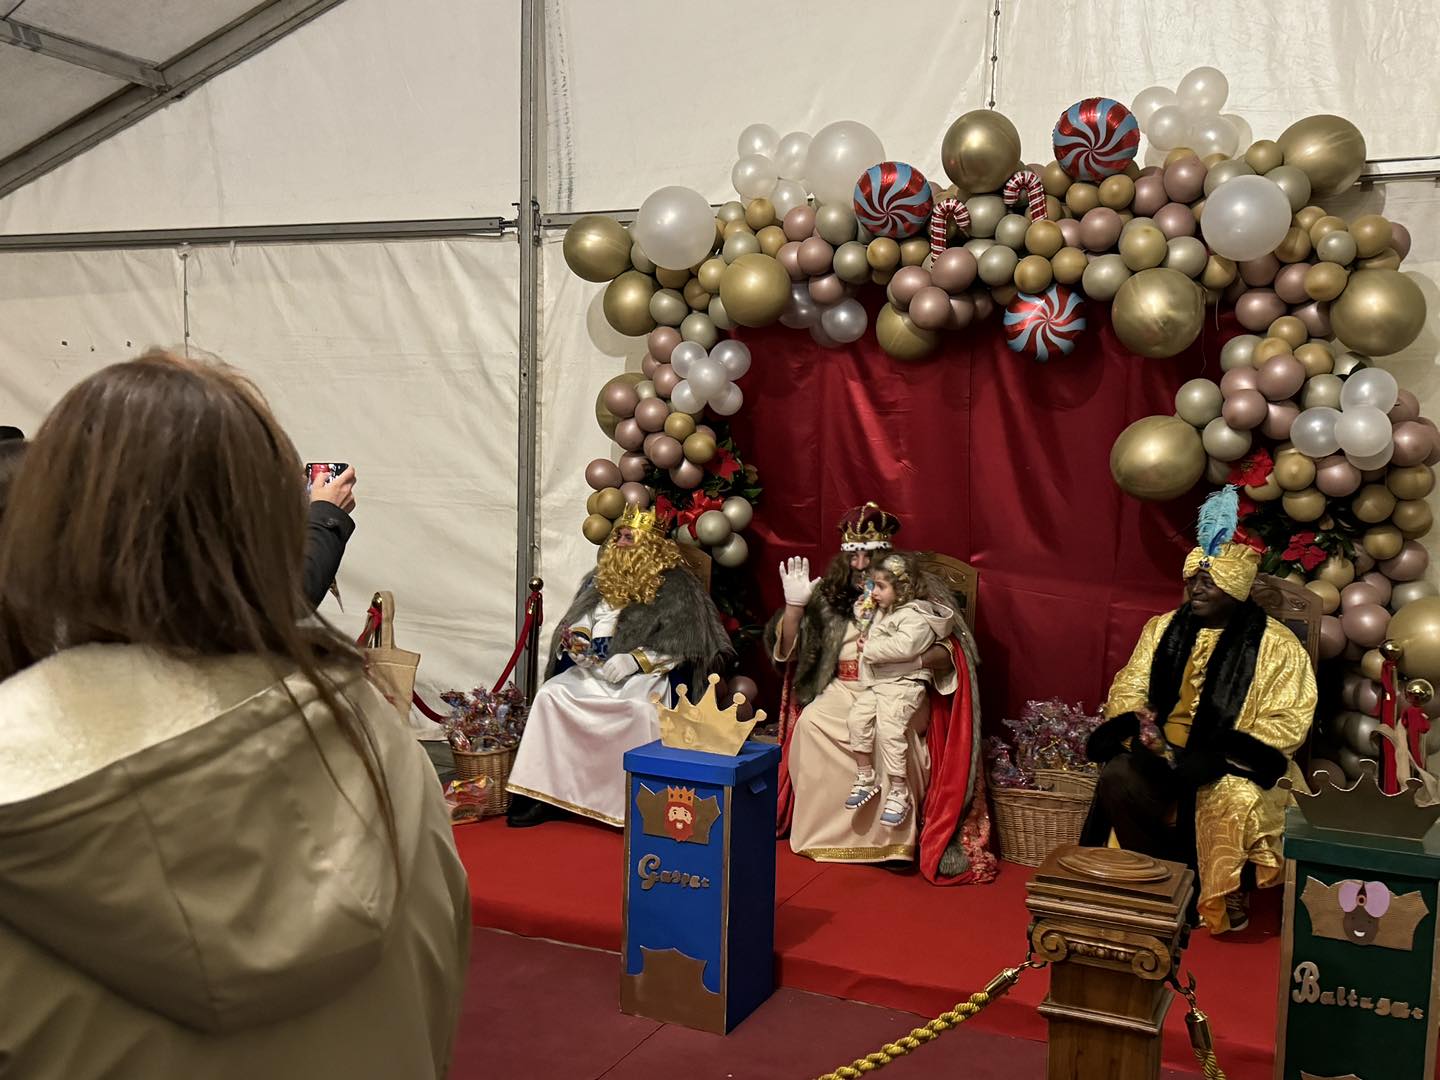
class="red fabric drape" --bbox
[731,303,1227,725]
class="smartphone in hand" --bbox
[305,462,350,492]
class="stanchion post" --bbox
[522,577,543,703]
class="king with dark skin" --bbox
[1132,568,1240,742]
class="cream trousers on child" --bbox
[846,678,929,779]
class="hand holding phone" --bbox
[307,462,357,513]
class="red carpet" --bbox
[455,818,1282,1079]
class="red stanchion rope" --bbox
[355,586,544,724]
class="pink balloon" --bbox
[647,327,681,363]
[973,291,995,320]
[1274,263,1313,304]
[930,248,978,293]
[1355,679,1382,717]
[783,206,816,242]
[695,424,716,440]
[619,481,651,507]
[1057,218,1082,248]
[1138,165,1162,178]
[647,434,683,469]
[1220,367,1260,396]
[669,459,704,489]
[808,272,846,304]
[641,353,659,379]
[1390,390,1421,423]
[1222,389,1268,430]
[1342,582,1384,610]
[1427,427,1440,467]
[603,380,640,418]
[1392,223,1412,261]
[615,418,646,451]
[1391,421,1432,467]
[1132,175,1168,217]
[890,266,933,310]
[1153,202,1196,239]
[1255,354,1305,400]
[948,294,976,329]
[777,241,804,281]
[1360,571,1393,606]
[1315,455,1362,497]
[1239,254,1280,287]
[1260,400,1299,440]
[1163,159,1207,203]
[1380,540,1429,582]
[1341,603,1391,648]
[1353,549,1376,574]
[910,286,953,331]
[1235,290,1285,331]
[652,364,680,397]
[1320,615,1347,659]
[634,397,670,433]
[618,451,649,483]
[1293,301,1332,339]
[797,236,835,277]
[585,458,622,491]
[1079,207,1123,251]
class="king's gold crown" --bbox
[653,673,766,757]
[665,785,695,807]
[618,503,661,535]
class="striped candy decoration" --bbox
[1003,285,1087,362]
[1002,170,1048,222]
[853,161,934,240]
[1053,97,1140,182]
[929,198,972,259]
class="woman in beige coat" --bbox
[0,352,471,1079]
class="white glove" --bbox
[779,556,822,607]
[600,652,640,683]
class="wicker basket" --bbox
[452,745,516,817]
[990,768,1098,867]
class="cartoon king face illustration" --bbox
[665,786,697,842]
[1338,880,1390,945]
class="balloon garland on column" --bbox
[564,68,1433,753]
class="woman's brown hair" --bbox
[0,350,396,853]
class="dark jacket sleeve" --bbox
[303,501,356,608]
[1086,712,1140,764]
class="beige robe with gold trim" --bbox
[1105,612,1317,931]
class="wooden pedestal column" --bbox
[1025,844,1194,1080]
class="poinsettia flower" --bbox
[1282,531,1327,570]
[1236,493,1257,519]
[707,447,742,481]
[1228,448,1274,488]
[1232,525,1268,554]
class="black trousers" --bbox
[1080,751,1183,861]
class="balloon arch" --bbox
[563,67,1437,788]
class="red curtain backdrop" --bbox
[730,302,1232,728]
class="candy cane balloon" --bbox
[1002,170,1048,222]
[929,198,972,260]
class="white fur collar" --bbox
[0,644,283,804]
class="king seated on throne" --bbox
[507,504,731,828]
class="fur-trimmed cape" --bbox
[546,566,733,679]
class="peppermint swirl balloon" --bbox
[852,161,934,240]
[1053,97,1140,182]
[1004,285,1087,362]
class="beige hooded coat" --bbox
[0,644,471,1080]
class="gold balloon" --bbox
[1277,114,1367,197]
[1110,415,1207,500]
[876,303,940,361]
[683,432,717,464]
[1045,195,1065,221]
[900,237,931,266]
[1361,648,1386,682]
[1359,249,1402,272]
[697,257,726,293]
[722,219,753,240]
[1014,254,1053,293]
[718,253,790,327]
[745,198,776,231]
[1119,225,1167,271]
[1201,255,1236,289]
[1274,455,1317,491]
[1245,472,1283,501]
[1202,152,1228,168]
[1350,215,1393,259]
[1394,499,1434,537]
[1307,216,1347,247]
[1164,148,1199,167]
[563,215,632,282]
[756,225,786,257]
[1252,337,1294,366]
[1387,598,1440,683]
[603,271,658,336]
[1025,220,1064,258]
[1245,140,1284,174]
[594,486,625,519]
[1111,268,1204,358]
[1042,161,1073,197]
[1362,524,1404,561]
[1065,183,1100,216]
[1295,342,1334,377]
[1052,247,1087,284]
[1282,487,1326,521]
[1330,269,1427,355]
[683,277,711,310]
[655,266,690,289]
[1294,206,1326,231]
[1351,483,1397,523]
[1275,226,1313,264]
[1388,465,1435,501]
[941,109,1023,192]
[867,237,900,271]
[664,412,696,440]
[585,491,600,515]
[871,268,895,286]
[582,513,614,545]
[1305,262,1349,302]
[991,284,1019,305]
[595,371,647,437]
[1268,316,1308,350]
[1098,174,1135,210]
[1306,579,1341,615]
[1315,554,1356,588]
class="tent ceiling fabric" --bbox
[0,45,124,155]
[8,0,263,64]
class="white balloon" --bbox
[1200,175,1292,262]
[806,120,885,207]
[1340,367,1400,412]
[775,131,812,180]
[736,122,780,160]
[1334,405,1393,457]
[689,357,729,399]
[1188,114,1239,158]
[1221,113,1253,153]
[732,154,779,201]
[670,380,704,414]
[810,320,842,349]
[1177,66,1229,115]
[669,340,706,379]
[710,339,751,379]
[770,179,809,219]
[1146,105,1189,151]
[632,186,717,271]
[709,383,744,416]
[820,298,868,344]
[1131,85,1179,129]
[713,532,749,568]
[1346,444,1395,471]
[1290,407,1342,457]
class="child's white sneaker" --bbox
[845,771,880,810]
[880,787,911,826]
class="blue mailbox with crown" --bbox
[621,674,781,1034]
